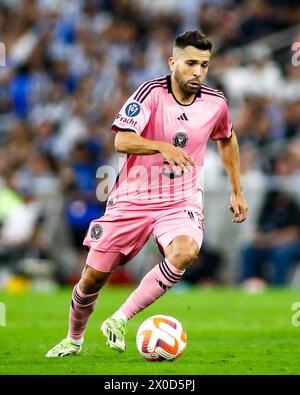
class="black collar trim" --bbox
[166,75,201,106]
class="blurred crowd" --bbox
[0,0,300,290]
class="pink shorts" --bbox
[83,202,204,272]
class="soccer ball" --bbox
[136,315,187,362]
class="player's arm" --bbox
[217,131,248,223]
[112,83,195,170]
[115,131,195,170]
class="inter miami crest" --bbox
[91,224,103,240]
[173,132,189,148]
[162,131,190,179]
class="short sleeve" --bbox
[210,100,233,140]
[111,86,154,136]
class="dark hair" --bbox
[174,30,212,52]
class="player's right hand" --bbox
[229,191,248,223]
[159,142,196,171]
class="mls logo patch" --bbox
[125,102,141,117]
[173,132,189,148]
[91,224,103,240]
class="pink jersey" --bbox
[108,75,232,209]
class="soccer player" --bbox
[46,30,248,357]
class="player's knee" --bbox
[167,248,198,269]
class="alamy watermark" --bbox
[0,42,6,66]
[95,160,205,204]
[0,302,6,326]
[291,302,300,327]
[291,42,300,67]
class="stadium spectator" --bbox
[0,181,46,270]
[240,189,300,287]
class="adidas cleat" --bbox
[45,338,82,358]
[101,317,127,352]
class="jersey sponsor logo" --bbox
[125,102,141,117]
[90,224,103,240]
[172,132,189,148]
[116,113,138,127]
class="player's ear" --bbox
[168,56,176,72]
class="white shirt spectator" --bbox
[1,201,41,245]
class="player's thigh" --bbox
[153,208,204,258]
[83,210,153,258]
[86,248,125,274]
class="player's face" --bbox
[169,46,211,95]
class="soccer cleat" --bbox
[45,338,82,358]
[101,317,127,352]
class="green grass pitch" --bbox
[0,286,300,375]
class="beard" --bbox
[174,69,200,95]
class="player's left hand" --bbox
[229,191,248,223]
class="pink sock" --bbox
[120,258,185,320]
[68,283,99,341]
